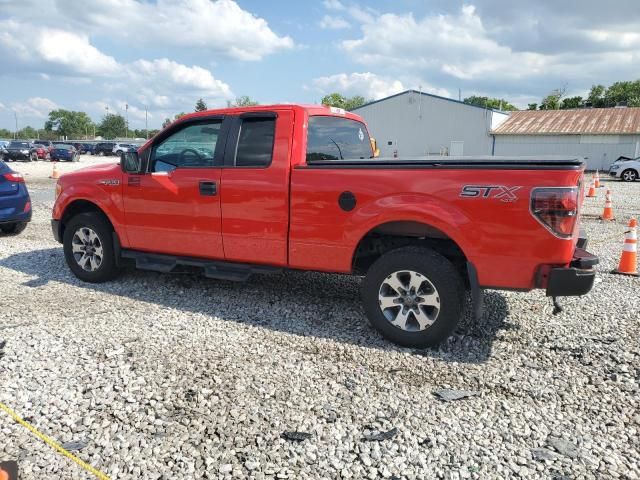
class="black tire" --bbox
[621,169,638,182]
[361,247,464,348]
[63,212,118,283]
[0,222,27,235]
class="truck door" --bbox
[122,116,229,259]
[219,111,293,266]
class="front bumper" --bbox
[546,247,599,297]
[4,152,30,160]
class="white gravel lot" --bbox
[1,158,639,479]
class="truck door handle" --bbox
[199,181,217,196]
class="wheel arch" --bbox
[352,220,470,278]
[58,199,116,241]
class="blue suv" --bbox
[0,159,31,234]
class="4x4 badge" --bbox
[97,179,121,186]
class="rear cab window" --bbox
[306,116,373,162]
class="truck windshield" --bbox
[306,116,372,162]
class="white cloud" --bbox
[323,0,345,11]
[311,72,405,100]
[51,0,294,61]
[0,21,119,76]
[12,97,59,118]
[340,4,640,107]
[319,15,350,30]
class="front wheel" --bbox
[621,169,638,182]
[361,247,464,348]
[63,213,118,283]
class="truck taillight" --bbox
[531,187,579,238]
[3,173,24,183]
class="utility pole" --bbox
[145,106,148,139]
[14,111,18,139]
[125,103,129,139]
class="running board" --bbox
[120,249,281,282]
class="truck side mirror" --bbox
[121,151,141,173]
[370,137,380,158]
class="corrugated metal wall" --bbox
[493,134,640,170]
[354,91,507,157]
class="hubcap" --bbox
[623,171,636,181]
[71,227,104,272]
[378,270,440,332]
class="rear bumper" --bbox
[0,209,31,225]
[546,247,598,297]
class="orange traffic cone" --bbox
[595,170,601,188]
[613,218,638,276]
[600,189,615,221]
[586,176,597,198]
[49,161,60,179]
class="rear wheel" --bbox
[621,169,638,182]
[0,222,27,235]
[361,247,464,348]
[63,213,118,283]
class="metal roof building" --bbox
[492,108,640,170]
[352,90,510,157]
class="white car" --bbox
[609,156,640,182]
[112,143,137,155]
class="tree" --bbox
[320,92,367,111]
[161,113,187,130]
[587,84,606,107]
[228,96,259,107]
[539,87,566,110]
[560,96,583,109]
[195,98,207,112]
[0,128,12,138]
[527,103,538,111]
[17,126,39,140]
[604,80,640,107]
[98,114,126,139]
[463,95,517,111]
[44,109,94,138]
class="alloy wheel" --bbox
[71,227,104,272]
[378,270,440,331]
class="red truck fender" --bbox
[53,183,128,246]
[346,192,476,267]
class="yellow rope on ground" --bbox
[0,402,110,480]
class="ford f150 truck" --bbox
[51,104,598,347]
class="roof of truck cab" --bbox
[176,104,365,123]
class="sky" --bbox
[0,0,639,130]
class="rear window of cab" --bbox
[306,116,373,162]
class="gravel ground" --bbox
[1,161,639,480]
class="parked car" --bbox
[0,159,31,234]
[609,156,639,182]
[3,141,33,162]
[51,104,598,348]
[112,143,137,155]
[31,144,50,161]
[94,142,116,156]
[0,141,9,157]
[81,143,96,155]
[50,144,78,162]
[38,140,54,153]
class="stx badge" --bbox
[460,185,522,203]
[97,179,121,186]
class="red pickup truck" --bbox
[52,104,597,347]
